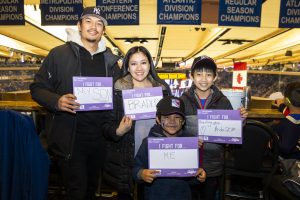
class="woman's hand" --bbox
[116,116,132,136]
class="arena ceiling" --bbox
[0,0,300,68]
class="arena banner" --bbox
[40,0,83,25]
[148,137,199,177]
[0,0,25,25]
[157,0,201,25]
[96,0,139,25]
[279,0,300,28]
[218,0,262,27]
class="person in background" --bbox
[272,82,300,159]
[133,96,206,200]
[102,46,171,199]
[180,55,248,200]
[30,7,121,200]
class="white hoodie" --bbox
[65,28,106,55]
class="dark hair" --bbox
[191,56,217,77]
[284,82,300,107]
[121,46,171,94]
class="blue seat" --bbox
[0,110,49,200]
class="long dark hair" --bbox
[121,46,171,94]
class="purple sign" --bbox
[148,137,199,177]
[122,87,163,120]
[197,110,242,144]
[73,76,113,111]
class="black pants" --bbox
[57,134,106,200]
[191,176,219,200]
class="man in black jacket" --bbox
[30,7,121,200]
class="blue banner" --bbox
[96,0,139,25]
[0,0,25,25]
[279,0,300,28]
[40,0,83,25]
[218,0,262,27]
[157,0,201,25]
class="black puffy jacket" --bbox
[180,84,233,177]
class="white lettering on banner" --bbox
[287,8,300,15]
[0,6,18,12]
[163,0,196,3]
[99,5,138,12]
[45,14,78,21]
[105,13,136,20]
[159,13,199,21]
[227,6,254,14]
[49,6,74,13]
[281,16,300,24]
[102,0,133,4]
[40,0,82,4]
[286,0,300,7]
[0,0,18,3]
[220,14,259,22]
[164,5,194,12]
[0,13,23,20]
[225,0,257,6]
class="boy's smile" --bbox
[157,114,185,137]
[191,70,217,98]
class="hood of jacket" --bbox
[66,28,106,54]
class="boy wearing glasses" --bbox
[133,96,206,200]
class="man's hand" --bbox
[116,116,133,136]
[57,94,80,114]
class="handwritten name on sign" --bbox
[197,109,242,144]
[73,76,113,111]
[122,87,163,120]
[148,137,199,177]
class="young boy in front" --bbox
[133,96,206,200]
[180,55,247,200]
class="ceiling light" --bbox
[124,39,133,44]
[140,39,148,44]
[285,50,292,56]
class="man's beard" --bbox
[87,38,97,43]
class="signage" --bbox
[232,62,247,89]
[122,87,163,120]
[197,109,242,144]
[96,0,139,25]
[218,0,262,27]
[279,0,300,28]
[158,73,186,79]
[0,0,25,25]
[148,137,199,177]
[157,0,201,25]
[40,0,83,25]
[73,76,113,111]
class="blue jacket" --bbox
[0,110,49,200]
[133,124,199,200]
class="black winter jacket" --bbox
[132,124,199,200]
[180,84,233,177]
[102,74,170,195]
[30,41,121,159]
